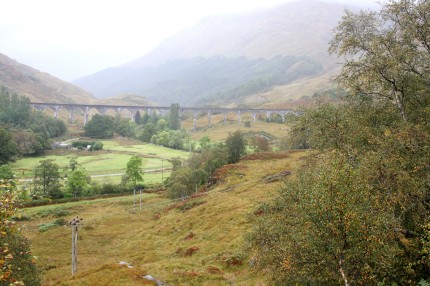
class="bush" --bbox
[0,233,41,285]
[71,141,103,151]
[100,183,122,195]
[38,218,67,232]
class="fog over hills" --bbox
[125,0,347,69]
[0,53,96,104]
[74,0,356,107]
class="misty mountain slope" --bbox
[0,53,95,104]
[74,0,353,106]
[76,55,322,106]
[125,0,348,69]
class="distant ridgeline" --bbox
[74,55,323,106]
[0,86,66,161]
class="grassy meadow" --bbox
[11,138,191,185]
[20,151,306,285]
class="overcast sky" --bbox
[0,0,380,81]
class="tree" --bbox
[135,123,157,142]
[1,180,40,285]
[0,128,18,165]
[247,152,397,285]
[166,167,193,199]
[125,156,143,188]
[33,159,61,197]
[329,0,430,123]
[134,110,142,125]
[0,165,14,181]
[253,135,271,152]
[114,115,136,138]
[225,130,246,164]
[198,135,211,150]
[11,130,44,156]
[68,157,79,172]
[168,103,181,130]
[84,114,115,138]
[67,168,88,198]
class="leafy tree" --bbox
[68,157,79,172]
[198,135,211,150]
[170,157,182,172]
[135,123,157,142]
[141,112,150,125]
[134,110,142,125]
[252,135,271,152]
[156,118,168,132]
[225,130,246,164]
[0,165,14,181]
[67,168,88,198]
[125,156,143,188]
[33,159,61,197]
[1,180,40,285]
[0,86,66,154]
[0,128,18,165]
[151,129,190,150]
[247,152,396,285]
[11,130,44,156]
[84,114,115,138]
[168,103,181,130]
[329,0,430,123]
[114,115,136,138]
[166,167,193,199]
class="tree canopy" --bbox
[84,114,115,138]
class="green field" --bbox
[11,138,190,185]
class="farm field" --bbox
[20,150,306,285]
[11,138,191,185]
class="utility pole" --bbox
[140,188,142,211]
[133,188,136,212]
[161,159,164,182]
[70,216,83,276]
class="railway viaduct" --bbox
[30,102,297,129]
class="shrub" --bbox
[0,233,41,285]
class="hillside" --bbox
[96,93,153,106]
[74,0,352,107]
[0,53,96,104]
[21,151,305,285]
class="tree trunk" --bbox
[339,257,350,286]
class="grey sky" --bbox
[0,0,381,81]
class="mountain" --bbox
[0,53,96,104]
[74,0,355,107]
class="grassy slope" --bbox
[183,114,289,142]
[21,151,306,285]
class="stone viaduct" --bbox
[30,102,297,129]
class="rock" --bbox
[143,274,169,286]
[119,261,133,268]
